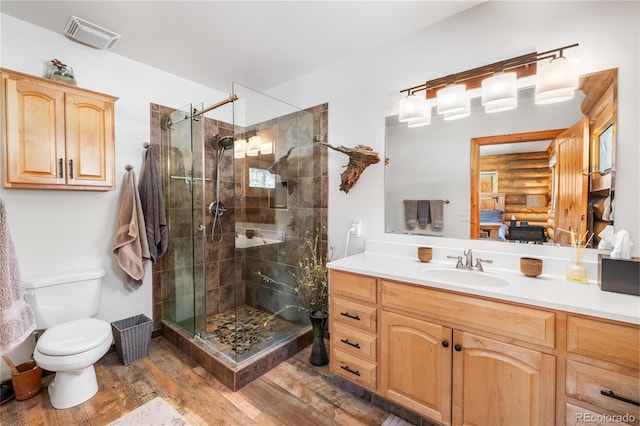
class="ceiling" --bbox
[0,1,481,92]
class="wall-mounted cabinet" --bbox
[1,68,117,191]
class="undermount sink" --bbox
[422,267,510,287]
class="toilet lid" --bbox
[38,318,112,356]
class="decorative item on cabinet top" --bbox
[1,68,118,191]
[49,59,76,86]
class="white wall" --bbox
[267,1,640,259]
[0,14,229,379]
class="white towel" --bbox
[0,198,36,352]
[112,170,151,288]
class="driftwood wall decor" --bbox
[322,143,380,193]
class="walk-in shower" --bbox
[151,84,328,389]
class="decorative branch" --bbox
[321,143,380,193]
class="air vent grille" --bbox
[63,16,120,50]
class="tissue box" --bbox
[598,255,640,296]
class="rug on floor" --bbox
[108,397,190,426]
[382,413,416,426]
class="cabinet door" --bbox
[380,311,452,425]
[3,75,66,186]
[65,92,114,188]
[452,330,556,426]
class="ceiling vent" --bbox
[63,16,121,50]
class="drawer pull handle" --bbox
[58,158,64,178]
[69,159,74,179]
[340,365,361,376]
[340,338,361,349]
[600,390,640,407]
[340,312,360,321]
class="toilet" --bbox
[23,268,112,409]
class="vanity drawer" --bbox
[332,321,377,362]
[567,316,639,369]
[332,348,377,391]
[381,280,555,348]
[565,402,634,426]
[330,270,377,304]
[331,296,377,334]
[566,360,640,418]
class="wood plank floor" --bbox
[1,337,391,425]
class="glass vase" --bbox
[566,262,588,283]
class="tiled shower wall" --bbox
[149,102,328,332]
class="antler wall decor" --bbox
[321,143,380,193]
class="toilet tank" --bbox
[23,268,106,329]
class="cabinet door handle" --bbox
[340,365,361,376]
[340,338,361,349]
[600,390,640,407]
[340,312,360,321]
[454,344,462,352]
[58,158,64,178]
[442,341,449,348]
[69,159,74,179]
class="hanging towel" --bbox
[417,200,431,226]
[139,146,168,262]
[0,198,36,352]
[404,200,418,228]
[430,200,445,229]
[113,170,151,288]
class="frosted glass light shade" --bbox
[443,98,470,121]
[481,72,517,107]
[399,94,428,122]
[485,97,517,114]
[535,57,580,104]
[246,136,261,156]
[234,139,246,158]
[407,106,432,127]
[534,87,575,105]
[260,141,273,154]
[437,84,467,115]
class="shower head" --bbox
[214,136,235,151]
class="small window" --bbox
[249,167,275,189]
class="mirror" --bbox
[385,68,617,247]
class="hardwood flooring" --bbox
[1,337,391,425]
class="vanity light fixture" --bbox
[398,43,579,127]
[260,141,273,155]
[436,83,468,115]
[246,135,262,156]
[234,139,247,158]
[443,98,471,121]
[481,71,517,112]
[534,54,580,104]
[398,94,428,122]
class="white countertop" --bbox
[328,249,640,325]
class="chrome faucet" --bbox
[447,249,492,271]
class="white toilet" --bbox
[23,268,112,409]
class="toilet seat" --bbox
[37,318,111,356]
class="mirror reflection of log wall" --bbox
[581,69,617,245]
[479,150,552,228]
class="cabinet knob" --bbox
[454,344,462,352]
[442,341,449,348]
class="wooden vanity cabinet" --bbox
[1,69,117,191]
[379,279,555,426]
[565,316,639,426]
[329,270,378,390]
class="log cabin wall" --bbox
[479,150,551,228]
[580,69,617,244]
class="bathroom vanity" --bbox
[328,241,639,426]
